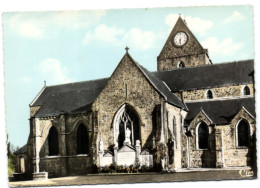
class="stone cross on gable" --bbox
[125,46,129,53]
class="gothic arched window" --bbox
[237,119,250,147]
[77,123,89,154]
[178,61,185,68]
[48,126,59,156]
[206,90,213,99]
[197,122,209,149]
[117,105,140,148]
[243,86,250,96]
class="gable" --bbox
[189,109,212,127]
[92,52,186,112]
[185,97,255,125]
[158,16,206,60]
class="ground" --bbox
[9,167,256,187]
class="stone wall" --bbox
[158,53,210,71]
[165,103,187,170]
[39,156,92,177]
[30,106,41,117]
[182,107,255,168]
[92,54,163,153]
[181,84,254,101]
[221,108,255,167]
[187,111,216,168]
[27,112,94,178]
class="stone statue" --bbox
[124,128,131,145]
[136,140,140,146]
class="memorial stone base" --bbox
[33,172,48,181]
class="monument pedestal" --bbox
[33,172,48,181]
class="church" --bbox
[14,15,256,180]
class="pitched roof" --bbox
[185,97,255,125]
[32,78,109,118]
[31,57,253,118]
[133,59,187,110]
[155,60,254,91]
[14,144,27,155]
[158,16,206,60]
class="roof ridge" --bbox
[46,77,109,88]
[154,59,254,73]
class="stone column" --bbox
[33,118,48,180]
[35,118,40,173]
[113,145,118,164]
[58,115,67,176]
[98,136,104,167]
[135,140,141,164]
[215,129,224,168]
[173,110,183,170]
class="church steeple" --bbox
[157,15,212,71]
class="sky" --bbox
[2,5,254,148]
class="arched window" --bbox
[116,105,140,148]
[237,119,250,147]
[48,126,59,156]
[206,90,213,99]
[77,123,89,154]
[197,122,209,149]
[243,86,250,96]
[19,156,25,173]
[178,61,185,68]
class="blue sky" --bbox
[3,5,254,147]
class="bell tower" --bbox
[157,15,212,71]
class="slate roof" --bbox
[185,97,255,125]
[135,62,187,110]
[31,58,254,120]
[32,78,109,118]
[14,144,27,155]
[155,60,254,92]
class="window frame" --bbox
[205,89,213,99]
[76,123,89,155]
[242,85,251,96]
[196,122,209,150]
[236,119,251,148]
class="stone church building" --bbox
[14,16,256,180]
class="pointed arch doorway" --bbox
[113,104,141,148]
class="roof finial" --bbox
[44,80,46,87]
[125,46,129,53]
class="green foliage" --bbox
[98,163,153,173]
[7,134,18,177]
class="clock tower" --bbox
[157,15,212,71]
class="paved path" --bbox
[9,169,256,187]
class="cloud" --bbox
[83,24,124,45]
[9,15,45,39]
[8,10,106,39]
[40,58,72,84]
[202,37,244,57]
[123,28,156,50]
[165,14,213,35]
[52,10,106,29]
[225,11,245,23]
[83,24,156,51]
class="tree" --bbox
[7,134,18,177]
